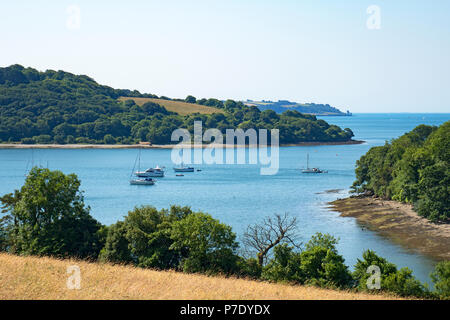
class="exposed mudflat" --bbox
[328,197,450,261]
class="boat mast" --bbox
[138,147,141,172]
[181,148,184,167]
[130,150,139,178]
[307,153,309,169]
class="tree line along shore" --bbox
[328,121,449,280]
[0,139,365,149]
[0,65,355,146]
[350,121,449,223]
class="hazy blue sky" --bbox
[1,0,449,112]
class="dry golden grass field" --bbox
[0,253,402,300]
[118,97,224,115]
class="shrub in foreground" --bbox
[431,261,450,299]
[353,250,427,297]
[262,234,352,289]
[100,205,240,274]
[170,212,240,274]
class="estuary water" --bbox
[0,113,448,284]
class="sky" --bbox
[1,0,450,113]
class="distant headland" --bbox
[244,99,352,116]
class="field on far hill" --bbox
[0,253,401,300]
[118,97,224,115]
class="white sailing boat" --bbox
[173,149,194,172]
[130,148,157,185]
[301,153,327,174]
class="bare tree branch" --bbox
[242,213,301,266]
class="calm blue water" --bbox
[0,113,448,284]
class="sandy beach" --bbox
[329,196,450,261]
[0,140,364,149]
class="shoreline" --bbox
[328,196,450,261]
[0,140,365,149]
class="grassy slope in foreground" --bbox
[0,253,400,300]
[329,197,450,261]
[118,97,224,115]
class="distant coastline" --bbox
[244,99,352,116]
[0,140,364,149]
[328,196,450,261]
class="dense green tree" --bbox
[383,267,427,297]
[304,232,339,252]
[430,261,450,299]
[185,95,196,104]
[261,233,352,289]
[0,213,12,252]
[98,221,133,264]
[100,206,239,274]
[103,134,116,144]
[101,205,190,269]
[353,250,397,290]
[0,167,103,258]
[353,250,426,297]
[170,212,239,274]
[261,244,304,283]
[235,257,262,279]
[300,234,351,288]
[299,246,352,288]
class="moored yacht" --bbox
[302,167,327,173]
[130,177,156,185]
[130,149,159,184]
[173,164,194,172]
[301,153,328,174]
[135,165,165,177]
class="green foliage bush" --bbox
[0,167,103,258]
[100,205,191,269]
[185,95,196,103]
[353,250,427,297]
[99,205,240,274]
[262,234,352,289]
[431,261,450,299]
[21,137,36,144]
[383,267,427,297]
[98,221,133,264]
[236,257,262,279]
[261,244,304,283]
[170,212,239,274]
